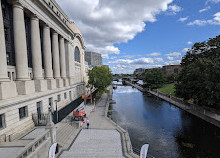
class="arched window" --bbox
[74,46,80,63]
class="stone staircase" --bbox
[56,122,80,149]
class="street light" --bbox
[54,100,58,123]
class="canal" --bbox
[110,85,220,158]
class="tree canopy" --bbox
[144,69,165,89]
[88,66,113,92]
[175,35,220,109]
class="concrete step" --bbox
[56,123,77,147]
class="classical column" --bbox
[0,0,9,82]
[13,2,29,80]
[59,37,66,78]
[52,32,60,79]
[43,25,53,79]
[31,15,43,80]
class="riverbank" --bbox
[125,81,220,128]
[58,86,138,158]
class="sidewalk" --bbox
[58,92,137,158]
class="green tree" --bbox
[88,66,113,92]
[175,35,220,109]
[144,69,165,89]
[165,73,178,83]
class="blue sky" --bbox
[56,0,220,74]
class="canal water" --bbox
[110,86,220,158]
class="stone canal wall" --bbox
[125,81,220,128]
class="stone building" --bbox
[134,68,145,76]
[0,0,87,141]
[162,65,182,75]
[85,51,103,67]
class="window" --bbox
[2,0,15,66]
[2,3,6,18]
[19,106,28,119]
[7,72,11,80]
[0,114,6,129]
[74,46,80,63]
[64,93,67,99]
[4,27,9,42]
[24,14,32,68]
[57,95,61,102]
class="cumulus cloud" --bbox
[165,52,181,57]
[178,17,188,22]
[182,48,189,52]
[187,12,220,26]
[111,64,163,74]
[147,52,162,56]
[199,6,211,13]
[56,0,175,56]
[167,5,182,15]
[164,60,181,65]
[187,41,193,45]
[206,0,220,4]
[167,56,174,60]
[109,57,163,65]
[108,57,164,73]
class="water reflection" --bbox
[115,86,139,94]
[111,86,220,158]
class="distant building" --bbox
[162,65,182,75]
[85,51,103,67]
[134,68,145,75]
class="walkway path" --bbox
[59,92,135,158]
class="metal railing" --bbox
[32,114,49,126]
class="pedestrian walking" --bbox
[87,119,90,129]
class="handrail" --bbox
[16,129,50,158]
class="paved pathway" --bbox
[60,129,124,158]
[59,93,125,158]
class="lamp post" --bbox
[94,97,96,111]
[54,100,58,123]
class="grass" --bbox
[158,84,176,97]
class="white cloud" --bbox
[167,56,174,60]
[56,0,175,56]
[178,17,188,22]
[121,55,141,59]
[187,41,193,45]
[165,52,181,57]
[182,48,189,52]
[206,0,220,4]
[199,6,211,13]
[167,5,182,15]
[164,60,181,65]
[109,57,164,73]
[111,64,163,74]
[187,12,220,26]
[147,52,161,56]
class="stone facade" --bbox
[0,0,87,141]
[85,51,103,67]
[162,65,182,75]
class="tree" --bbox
[165,73,178,83]
[88,66,113,92]
[175,35,220,109]
[144,69,165,89]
